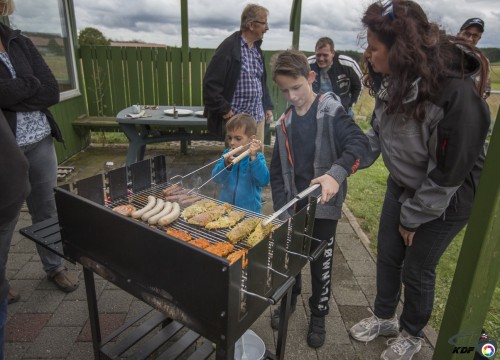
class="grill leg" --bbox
[274,288,293,360]
[83,267,102,359]
[215,343,235,360]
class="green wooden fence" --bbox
[78,45,289,120]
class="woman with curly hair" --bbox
[349,1,490,359]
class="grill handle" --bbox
[269,276,296,305]
[241,276,295,305]
[308,239,329,262]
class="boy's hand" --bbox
[249,140,262,160]
[310,175,339,204]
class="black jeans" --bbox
[374,177,470,337]
[291,218,337,317]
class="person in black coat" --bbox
[0,0,79,297]
[203,3,273,143]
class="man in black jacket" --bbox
[203,4,273,142]
[308,37,362,116]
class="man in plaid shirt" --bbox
[203,3,274,143]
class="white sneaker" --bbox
[350,309,399,342]
[380,330,423,360]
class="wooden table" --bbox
[116,105,220,166]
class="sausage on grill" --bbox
[132,196,156,219]
[142,198,165,221]
[158,202,181,226]
[112,204,136,217]
[148,201,173,225]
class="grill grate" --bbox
[105,181,284,251]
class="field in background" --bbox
[491,63,500,91]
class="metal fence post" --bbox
[433,108,500,359]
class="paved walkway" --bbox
[5,143,436,359]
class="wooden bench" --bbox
[73,115,275,148]
[73,115,121,133]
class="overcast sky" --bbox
[12,0,500,51]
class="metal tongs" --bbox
[186,144,254,194]
[262,184,321,226]
[169,143,251,186]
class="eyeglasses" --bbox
[253,20,268,26]
[462,31,481,40]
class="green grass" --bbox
[346,90,499,335]
[490,65,500,92]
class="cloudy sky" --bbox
[12,0,500,51]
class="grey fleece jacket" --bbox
[270,93,369,220]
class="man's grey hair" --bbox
[240,4,268,31]
[0,0,15,17]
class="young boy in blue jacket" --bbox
[211,113,270,213]
[269,49,369,348]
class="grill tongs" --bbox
[262,184,321,226]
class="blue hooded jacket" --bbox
[211,149,270,213]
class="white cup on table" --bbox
[132,105,141,114]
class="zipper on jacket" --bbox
[232,164,240,205]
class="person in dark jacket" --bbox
[269,49,369,348]
[0,0,79,297]
[211,113,269,213]
[457,18,491,99]
[0,109,30,360]
[308,37,363,116]
[349,2,490,360]
[203,3,274,143]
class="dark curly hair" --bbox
[361,0,489,121]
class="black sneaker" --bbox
[307,315,326,348]
[270,303,296,330]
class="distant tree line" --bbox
[481,48,500,63]
[78,27,110,46]
[77,27,499,64]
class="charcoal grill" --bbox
[22,155,325,360]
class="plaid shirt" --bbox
[231,36,265,122]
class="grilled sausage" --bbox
[179,195,202,206]
[112,204,136,217]
[164,194,190,202]
[131,196,156,219]
[158,202,181,226]
[162,184,182,196]
[148,201,173,225]
[142,199,165,221]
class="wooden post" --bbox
[290,0,302,50]
[180,0,190,105]
[433,109,500,359]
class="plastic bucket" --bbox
[234,329,266,360]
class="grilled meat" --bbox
[112,204,136,217]
[180,195,202,206]
[162,184,182,196]
[187,203,231,226]
[181,199,218,219]
[166,228,192,242]
[246,221,273,247]
[205,210,245,229]
[188,238,211,249]
[226,218,260,244]
[226,249,248,268]
[205,242,234,257]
